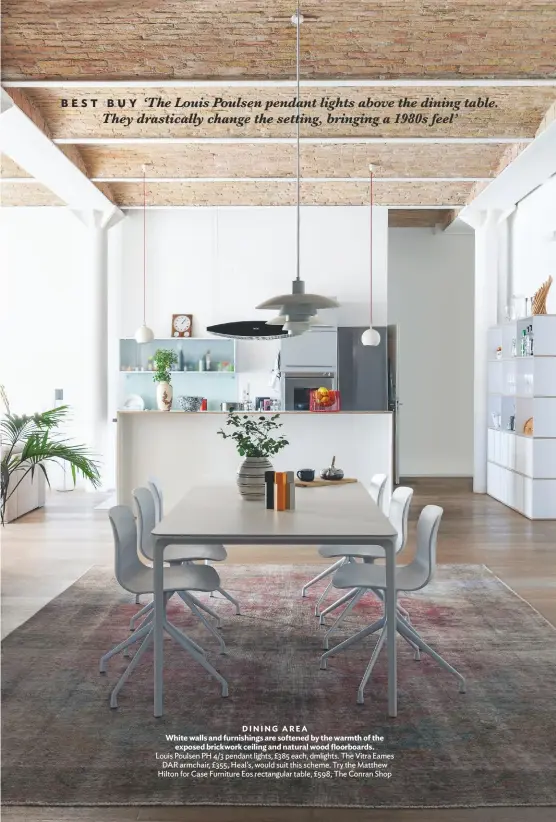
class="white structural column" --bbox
[463,208,503,492]
[74,208,125,486]
[91,214,109,462]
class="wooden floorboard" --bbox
[2,479,556,821]
[3,806,556,821]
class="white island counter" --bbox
[116,411,392,510]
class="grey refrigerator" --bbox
[337,325,400,483]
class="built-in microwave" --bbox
[282,371,337,411]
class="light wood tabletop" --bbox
[153,482,397,545]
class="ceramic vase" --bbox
[156,381,173,411]
[237,456,272,500]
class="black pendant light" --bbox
[207,320,288,340]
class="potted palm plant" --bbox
[218,412,289,500]
[0,386,101,525]
[152,348,178,410]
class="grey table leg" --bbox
[385,538,397,717]
[154,538,165,717]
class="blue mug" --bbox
[297,469,315,482]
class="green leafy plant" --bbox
[0,386,101,525]
[217,412,289,458]
[152,349,178,383]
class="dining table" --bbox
[151,481,398,718]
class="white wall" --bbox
[388,227,475,476]
[1,205,388,489]
[511,175,556,314]
[0,208,94,487]
[115,205,388,402]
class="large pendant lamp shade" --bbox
[134,166,154,344]
[361,164,380,347]
[256,6,339,335]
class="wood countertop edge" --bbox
[116,410,393,416]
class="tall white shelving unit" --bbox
[487,315,556,519]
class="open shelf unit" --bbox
[118,337,238,411]
[486,315,556,519]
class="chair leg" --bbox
[396,618,466,693]
[397,601,411,622]
[373,587,412,623]
[186,593,222,626]
[100,622,152,673]
[322,588,365,650]
[110,628,153,708]
[400,628,421,660]
[320,616,385,670]
[314,579,333,617]
[135,593,141,605]
[216,587,241,615]
[177,592,227,654]
[126,592,171,656]
[166,618,206,657]
[165,620,229,697]
[319,588,359,625]
[130,600,154,631]
[372,598,418,658]
[130,608,155,636]
[357,626,387,704]
[204,560,216,598]
[302,558,346,597]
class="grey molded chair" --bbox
[101,505,228,708]
[130,487,239,645]
[320,505,466,704]
[318,485,414,647]
[301,473,388,600]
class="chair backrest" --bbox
[147,476,164,523]
[108,505,146,592]
[369,473,388,511]
[132,486,157,562]
[412,504,443,589]
[388,485,413,553]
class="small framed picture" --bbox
[171,314,193,338]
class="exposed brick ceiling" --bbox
[2,1,556,81]
[2,1,556,223]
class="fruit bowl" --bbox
[309,389,341,412]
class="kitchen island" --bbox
[116,411,392,510]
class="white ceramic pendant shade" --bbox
[361,327,381,346]
[134,166,155,345]
[361,164,380,347]
[135,323,154,344]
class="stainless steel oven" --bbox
[282,371,336,411]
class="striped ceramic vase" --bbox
[237,457,273,500]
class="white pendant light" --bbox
[361,164,380,347]
[134,166,154,344]
[256,6,339,334]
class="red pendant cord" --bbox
[143,169,146,325]
[369,167,373,326]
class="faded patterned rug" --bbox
[2,563,556,808]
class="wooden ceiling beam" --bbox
[389,209,454,228]
[52,138,532,145]
[436,209,459,231]
[5,80,556,89]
